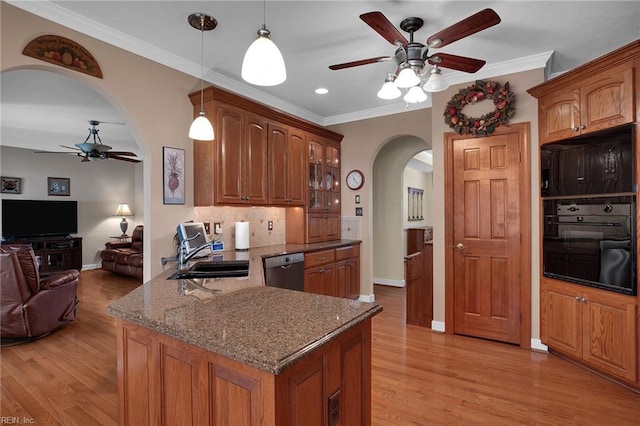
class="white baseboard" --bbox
[359,294,375,303]
[373,278,405,287]
[82,263,101,271]
[531,338,549,352]
[431,321,445,332]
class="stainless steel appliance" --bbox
[263,252,305,292]
[542,195,636,295]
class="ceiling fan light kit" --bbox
[377,74,401,100]
[188,12,216,141]
[330,9,500,104]
[241,0,287,86]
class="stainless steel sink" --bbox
[168,260,249,279]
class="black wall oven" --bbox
[542,196,636,295]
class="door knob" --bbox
[455,243,465,250]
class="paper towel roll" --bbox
[235,221,250,250]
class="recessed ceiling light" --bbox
[315,87,329,95]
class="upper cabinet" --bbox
[528,44,637,145]
[268,123,305,206]
[308,135,340,212]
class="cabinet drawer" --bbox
[304,249,335,269]
[335,244,359,261]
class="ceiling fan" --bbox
[37,120,141,163]
[329,9,501,100]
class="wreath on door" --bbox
[444,80,515,136]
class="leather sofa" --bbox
[100,225,143,281]
[0,244,79,340]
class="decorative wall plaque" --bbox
[22,35,103,79]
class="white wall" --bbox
[0,146,140,267]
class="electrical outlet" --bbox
[268,220,273,231]
[214,222,222,234]
[203,222,210,234]
[328,390,340,426]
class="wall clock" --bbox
[346,170,364,190]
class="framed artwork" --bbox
[408,187,424,221]
[48,177,70,196]
[1,176,22,194]
[163,147,185,205]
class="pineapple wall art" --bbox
[163,147,185,205]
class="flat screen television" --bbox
[2,199,78,239]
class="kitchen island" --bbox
[107,241,381,426]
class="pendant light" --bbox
[241,0,286,86]
[188,13,216,141]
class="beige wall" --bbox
[1,3,199,280]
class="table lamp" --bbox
[114,203,133,236]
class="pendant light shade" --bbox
[188,13,216,141]
[423,66,449,92]
[242,0,287,87]
[189,111,215,140]
[403,85,428,104]
[242,26,287,86]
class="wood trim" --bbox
[189,85,344,142]
[527,40,640,97]
[443,122,532,348]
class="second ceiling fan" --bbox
[329,8,501,101]
[61,120,140,163]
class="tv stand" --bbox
[1,236,82,274]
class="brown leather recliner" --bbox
[0,244,79,340]
[100,225,143,281]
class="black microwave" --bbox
[542,196,636,295]
[541,125,634,197]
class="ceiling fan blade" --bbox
[81,154,91,162]
[107,151,138,157]
[428,53,486,73]
[360,11,409,46]
[426,8,501,48]
[329,56,393,70]
[108,154,141,163]
[34,150,76,154]
[60,145,83,151]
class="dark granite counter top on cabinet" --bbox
[106,239,380,374]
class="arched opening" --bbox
[372,135,431,289]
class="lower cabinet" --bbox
[404,244,433,328]
[304,245,360,299]
[116,318,372,426]
[541,278,638,385]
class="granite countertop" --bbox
[106,239,381,374]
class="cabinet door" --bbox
[580,64,634,135]
[306,214,325,243]
[325,214,341,241]
[243,114,268,205]
[325,143,341,211]
[539,88,580,144]
[304,264,335,296]
[541,280,582,358]
[215,106,244,204]
[268,123,288,205]
[348,257,360,300]
[582,290,637,383]
[286,128,306,205]
[335,260,350,299]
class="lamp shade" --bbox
[395,67,420,89]
[241,27,286,86]
[377,80,401,100]
[403,86,428,103]
[423,67,449,92]
[189,112,215,140]
[114,203,133,217]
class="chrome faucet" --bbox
[178,233,213,269]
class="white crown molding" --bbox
[10,1,553,127]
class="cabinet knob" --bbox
[579,125,586,130]
[575,296,581,301]
[581,297,587,303]
[572,126,579,131]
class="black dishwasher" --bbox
[262,253,305,292]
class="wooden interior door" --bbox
[445,123,530,346]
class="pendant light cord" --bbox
[199,15,205,112]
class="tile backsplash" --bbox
[194,206,286,249]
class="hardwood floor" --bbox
[1,272,638,425]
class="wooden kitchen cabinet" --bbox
[541,279,637,384]
[305,245,360,299]
[268,123,305,206]
[533,62,634,144]
[116,317,372,426]
[308,135,340,212]
[306,213,340,244]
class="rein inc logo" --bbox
[1,418,34,424]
